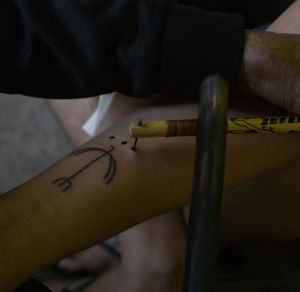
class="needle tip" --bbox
[131,138,138,151]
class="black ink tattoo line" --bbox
[52,146,116,192]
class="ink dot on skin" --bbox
[121,141,128,145]
[109,136,115,140]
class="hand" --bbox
[238,30,300,114]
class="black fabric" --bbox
[0,0,294,99]
[0,0,173,98]
[155,5,244,98]
[15,278,51,292]
[233,0,295,28]
[181,0,295,28]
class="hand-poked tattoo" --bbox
[53,145,116,192]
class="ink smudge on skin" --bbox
[131,147,137,152]
[109,136,115,139]
[121,141,128,145]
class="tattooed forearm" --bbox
[52,146,116,192]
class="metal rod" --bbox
[182,75,229,292]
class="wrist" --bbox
[238,29,300,112]
[238,29,266,97]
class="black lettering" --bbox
[279,117,286,124]
[288,117,296,123]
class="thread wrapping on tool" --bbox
[130,116,300,138]
[166,119,197,137]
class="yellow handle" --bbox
[228,116,300,134]
[129,116,300,138]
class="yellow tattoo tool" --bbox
[129,116,300,139]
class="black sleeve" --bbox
[181,0,295,28]
[0,0,244,99]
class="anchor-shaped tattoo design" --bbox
[52,145,116,192]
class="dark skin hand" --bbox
[239,30,300,113]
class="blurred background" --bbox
[0,94,72,194]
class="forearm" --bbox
[267,0,300,33]
[0,105,196,291]
[222,156,300,241]
[2,100,300,290]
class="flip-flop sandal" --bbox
[58,243,121,292]
[60,275,99,292]
[15,278,52,292]
[37,241,120,279]
[100,241,121,262]
[35,242,120,292]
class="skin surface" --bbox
[267,0,300,34]
[47,97,99,145]
[2,97,300,291]
[239,30,300,113]
[47,95,188,292]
